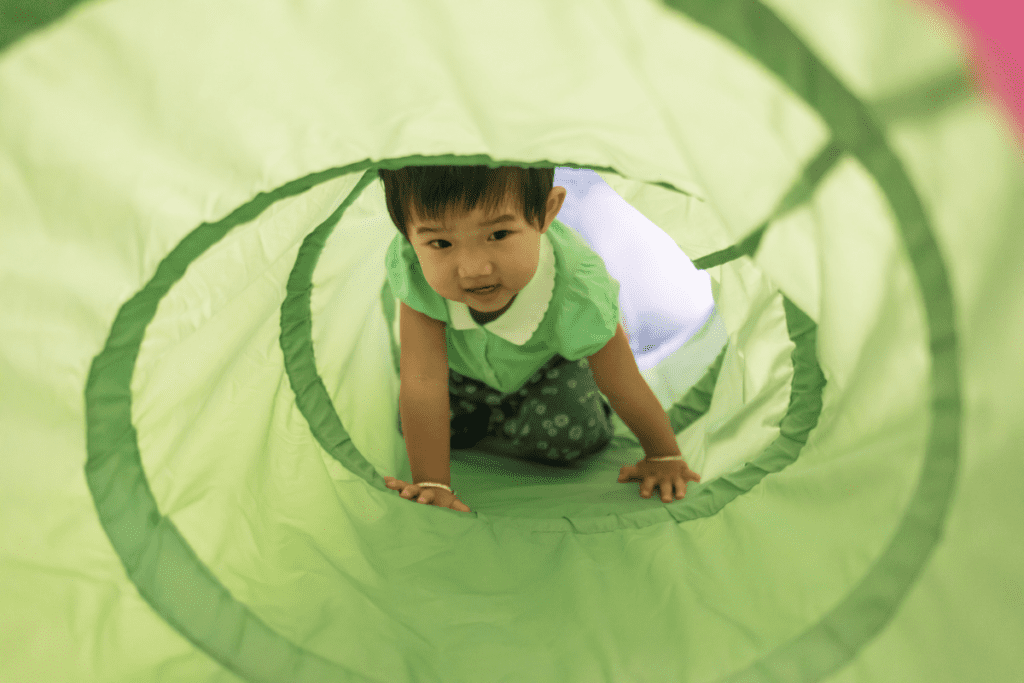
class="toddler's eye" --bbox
[427,232,508,250]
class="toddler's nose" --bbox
[457,255,494,278]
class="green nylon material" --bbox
[380,279,402,377]
[281,168,384,488]
[666,343,728,433]
[84,162,378,683]
[82,145,824,679]
[664,1,962,682]
[691,67,972,274]
[0,0,89,52]
[693,139,842,270]
[10,0,976,680]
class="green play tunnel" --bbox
[2,1,1022,682]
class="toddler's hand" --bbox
[618,457,701,502]
[384,476,472,513]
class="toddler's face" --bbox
[406,187,566,313]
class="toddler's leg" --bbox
[493,355,614,464]
[396,369,494,449]
[447,370,498,449]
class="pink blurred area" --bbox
[921,0,1024,147]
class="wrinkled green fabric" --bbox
[1,1,1022,682]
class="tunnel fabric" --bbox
[2,1,1023,683]
[692,142,844,271]
[674,5,964,678]
[672,5,963,678]
[82,167,371,682]
[81,150,825,679]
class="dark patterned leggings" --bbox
[399,354,615,464]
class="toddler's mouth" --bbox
[467,284,499,294]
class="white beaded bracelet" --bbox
[645,455,685,462]
[416,481,455,495]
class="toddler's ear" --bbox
[543,186,567,230]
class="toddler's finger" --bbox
[661,482,674,502]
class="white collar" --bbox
[447,231,555,345]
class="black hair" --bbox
[377,165,555,241]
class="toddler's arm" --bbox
[398,302,453,489]
[589,323,679,458]
[590,323,700,502]
[400,379,452,487]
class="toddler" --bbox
[379,165,700,513]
